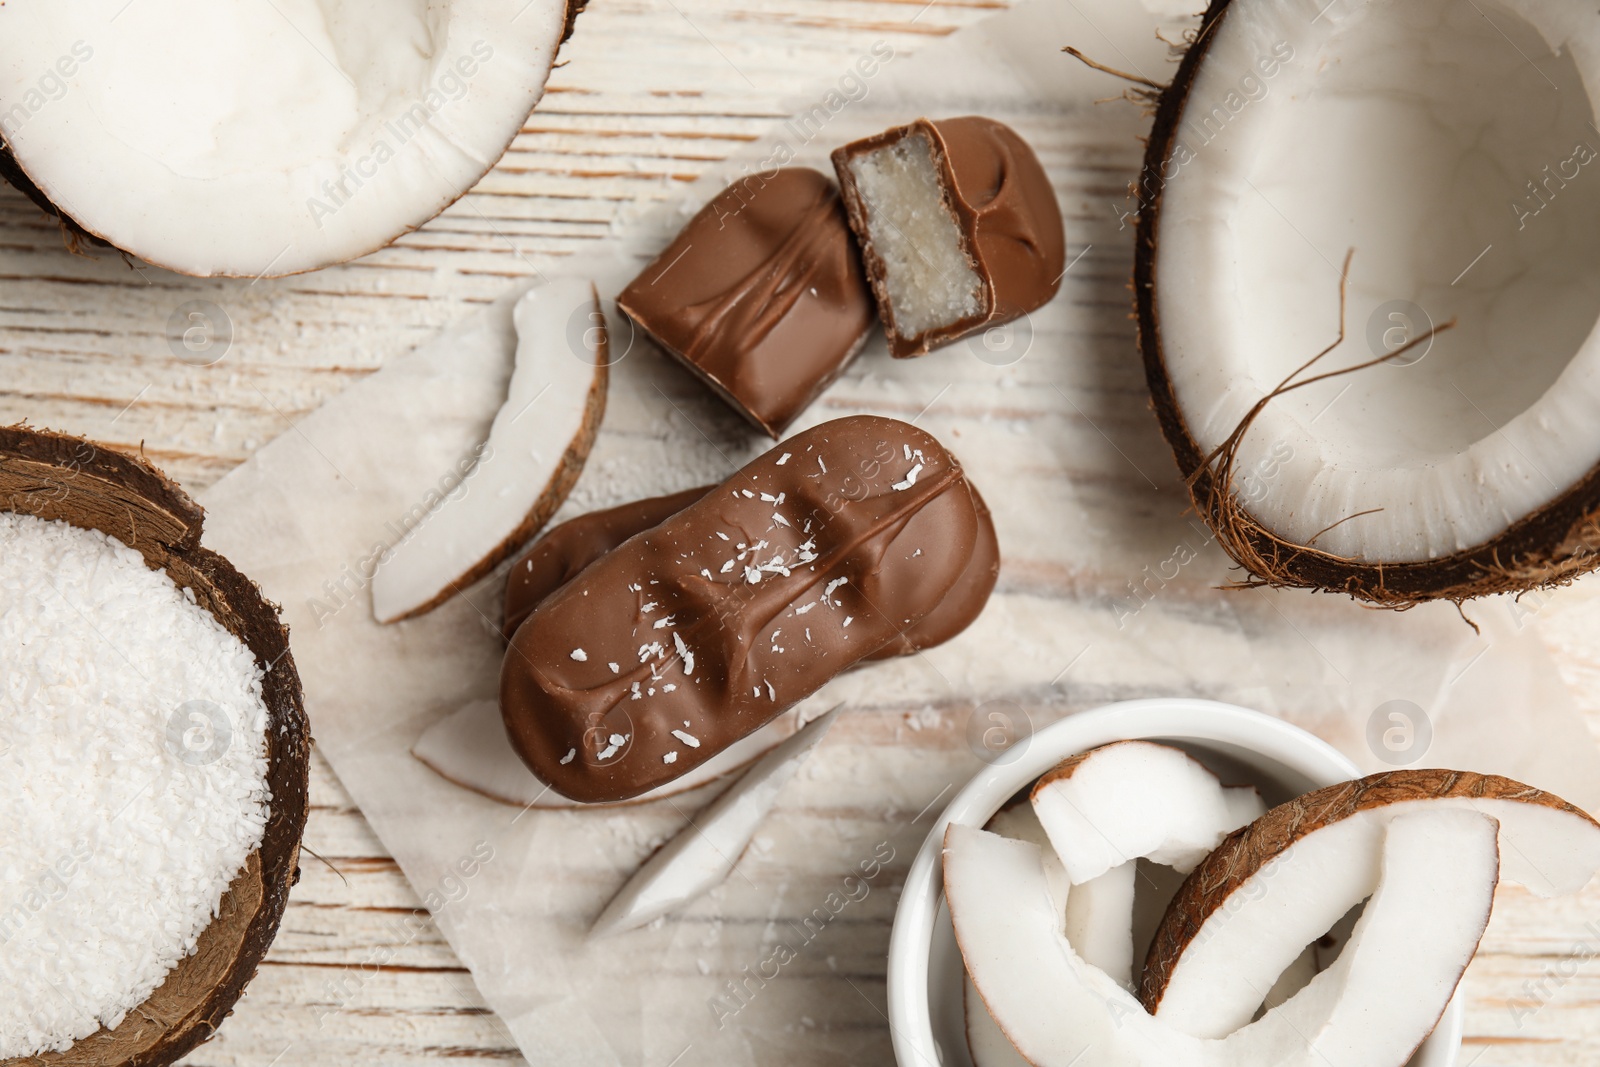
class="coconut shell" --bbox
[1133,0,1600,607]
[1137,768,1594,1014]
[0,0,590,275]
[0,425,310,1067]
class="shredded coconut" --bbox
[0,513,271,1058]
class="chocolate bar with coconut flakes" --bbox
[500,415,986,803]
[502,480,1000,651]
[832,116,1066,358]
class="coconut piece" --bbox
[943,808,1500,1067]
[0,426,308,1067]
[831,117,1065,358]
[1131,0,1600,604]
[1062,863,1137,988]
[0,2,580,277]
[1029,741,1265,884]
[372,279,608,623]
[411,699,804,810]
[964,975,1030,1067]
[588,705,841,938]
[1142,769,1600,1039]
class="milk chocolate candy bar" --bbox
[502,481,1000,653]
[618,167,875,438]
[501,415,984,803]
[831,116,1065,358]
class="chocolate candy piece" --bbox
[617,168,875,438]
[832,116,1065,358]
[502,486,706,640]
[502,482,1000,654]
[501,415,984,803]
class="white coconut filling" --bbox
[0,0,569,277]
[844,133,984,339]
[1157,0,1600,561]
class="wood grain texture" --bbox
[4,0,1600,1064]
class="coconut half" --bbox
[372,279,608,623]
[0,0,580,277]
[1136,0,1600,604]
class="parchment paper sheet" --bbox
[199,2,1600,1062]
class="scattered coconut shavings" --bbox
[844,616,853,627]
[716,531,730,541]
[608,662,620,674]
[766,681,777,701]
[663,684,677,693]
[560,748,577,765]
[570,648,588,662]
[596,734,628,761]
[653,616,675,629]
[892,463,924,491]
[773,512,791,527]
[673,632,695,676]
[777,453,791,465]
[671,729,702,748]
[663,752,678,764]
[0,513,270,1058]
[818,456,827,473]
[796,602,817,615]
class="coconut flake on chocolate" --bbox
[372,278,608,623]
[618,167,875,438]
[833,116,1065,358]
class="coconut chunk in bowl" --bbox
[886,698,1462,1067]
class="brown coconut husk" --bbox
[1130,0,1600,608]
[0,425,310,1067]
[1137,768,1596,1014]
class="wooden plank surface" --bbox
[5,0,1600,1064]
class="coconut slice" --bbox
[1142,768,1600,1039]
[372,279,608,623]
[0,2,578,277]
[944,808,1500,1067]
[1029,741,1265,884]
[588,705,841,938]
[411,698,803,810]
[964,975,1030,1067]
[1134,0,1600,603]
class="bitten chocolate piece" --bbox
[502,481,1000,653]
[618,167,876,438]
[501,415,984,803]
[831,116,1065,358]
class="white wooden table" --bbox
[5,1,1600,1063]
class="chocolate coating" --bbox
[833,116,1066,358]
[503,482,1000,654]
[502,486,706,640]
[618,168,876,438]
[501,415,983,803]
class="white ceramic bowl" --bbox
[886,697,1463,1067]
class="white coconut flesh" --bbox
[588,705,841,938]
[411,698,805,809]
[372,278,606,623]
[1030,741,1265,883]
[0,0,571,277]
[944,809,1500,1067]
[1156,0,1600,561]
[1149,793,1600,1038]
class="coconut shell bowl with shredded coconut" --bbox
[0,424,309,1067]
